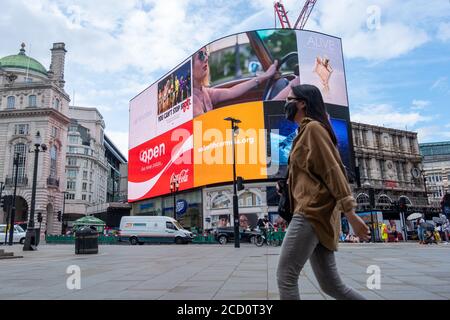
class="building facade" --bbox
[419,141,450,207]
[104,135,127,203]
[351,122,433,217]
[63,106,108,227]
[0,43,70,237]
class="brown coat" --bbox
[288,117,356,251]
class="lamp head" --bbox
[35,131,42,146]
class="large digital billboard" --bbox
[129,29,352,202]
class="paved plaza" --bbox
[0,242,449,300]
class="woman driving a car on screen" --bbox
[193,47,294,117]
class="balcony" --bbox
[47,177,60,188]
[5,175,28,187]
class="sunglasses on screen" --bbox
[197,50,208,62]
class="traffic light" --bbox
[0,197,4,210]
[37,212,43,223]
[57,211,62,222]
[237,176,245,191]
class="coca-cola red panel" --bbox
[128,121,194,202]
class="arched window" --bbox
[7,96,15,109]
[28,95,37,107]
[50,145,57,178]
[13,143,27,182]
[211,194,231,209]
[238,191,262,207]
[54,98,60,110]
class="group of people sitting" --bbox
[416,214,450,245]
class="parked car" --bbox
[213,227,261,245]
[118,216,194,245]
[0,224,26,244]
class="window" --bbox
[89,183,92,192]
[83,160,88,168]
[82,194,86,201]
[90,172,93,180]
[50,145,57,178]
[51,126,58,138]
[7,96,15,109]
[82,182,87,191]
[166,222,176,230]
[14,124,29,135]
[65,193,75,200]
[68,135,78,144]
[68,146,77,154]
[67,180,76,190]
[83,171,88,180]
[54,98,60,109]
[13,143,27,180]
[69,125,78,132]
[28,95,37,107]
[67,169,77,179]
[67,157,77,166]
[89,195,92,202]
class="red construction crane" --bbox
[274,0,318,30]
[274,2,291,28]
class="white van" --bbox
[118,216,194,245]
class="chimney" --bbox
[50,42,67,89]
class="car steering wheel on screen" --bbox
[263,52,299,101]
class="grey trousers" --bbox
[277,214,366,300]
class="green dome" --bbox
[0,44,48,76]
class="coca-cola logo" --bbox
[139,143,166,164]
[171,169,189,184]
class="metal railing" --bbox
[47,177,60,187]
[5,175,28,187]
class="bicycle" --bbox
[254,228,284,247]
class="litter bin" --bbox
[75,227,98,254]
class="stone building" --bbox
[419,141,450,207]
[63,106,108,227]
[0,43,70,236]
[351,122,434,217]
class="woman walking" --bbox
[277,84,371,300]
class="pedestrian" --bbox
[381,223,389,243]
[417,217,425,244]
[276,84,370,300]
[388,220,399,242]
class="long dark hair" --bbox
[292,84,337,146]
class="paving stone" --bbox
[1,243,449,300]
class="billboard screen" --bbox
[129,29,352,202]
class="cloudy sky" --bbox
[1,0,449,157]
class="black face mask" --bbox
[284,101,298,122]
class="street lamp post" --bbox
[363,182,376,243]
[62,191,68,235]
[23,131,47,251]
[0,181,6,245]
[8,153,20,246]
[170,177,179,220]
[224,117,241,248]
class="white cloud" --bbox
[416,126,450,143]
[437,22,450,42]
[105,130,129,160]
[351,103,432,129]
[411,100,430,110]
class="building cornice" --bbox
[1,82,70,101]
[0,107,70,124]
[351,121,418,137]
